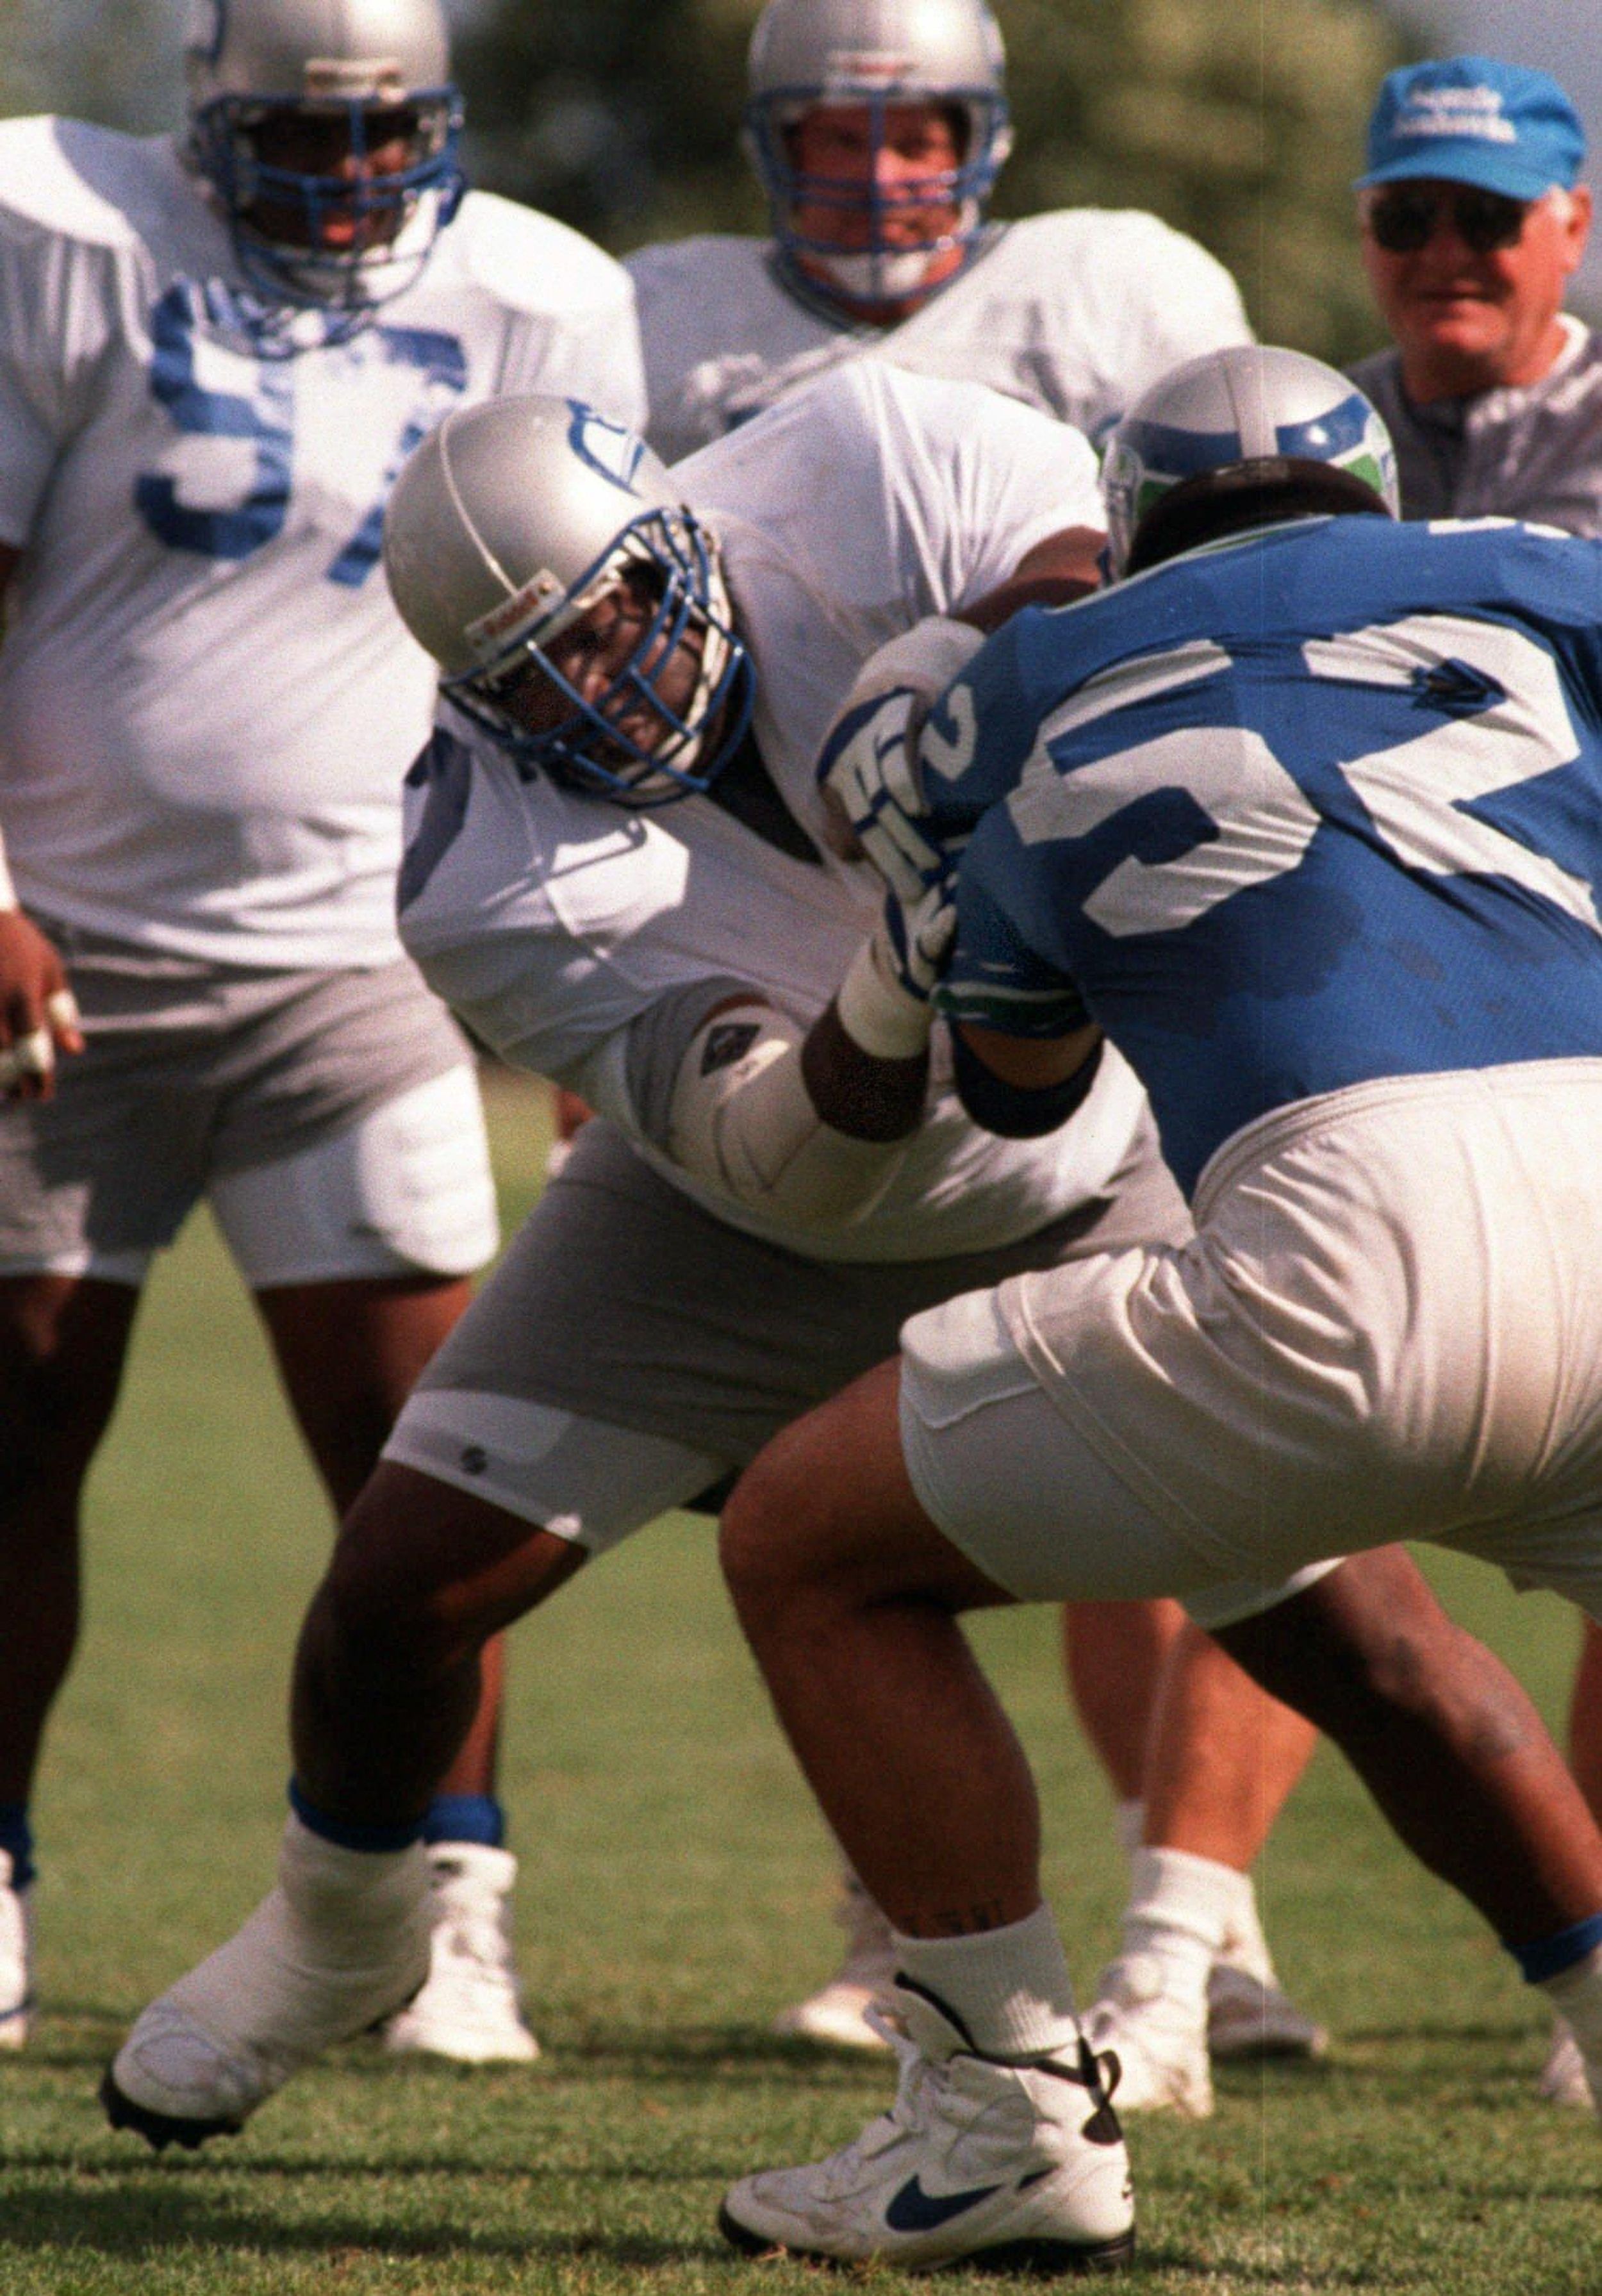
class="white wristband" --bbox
[834,931,937,1062]
[0,843,15,911]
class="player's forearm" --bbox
[801,999,929,1144]
[665,996,921,1232]
[660,879,950,1227]
[950,1020,1104,1138]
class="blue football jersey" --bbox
[929,515,1602,1196]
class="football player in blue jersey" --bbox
[710,345,1602,2270]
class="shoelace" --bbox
[433,1886,516,1974]
[782,2010,950,2202]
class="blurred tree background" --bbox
[4,0,1419,364]
[453,0,1414,364]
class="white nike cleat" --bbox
[1207,1957,1330,2062]
[383,1842,539,2065]
[772,1872,896,2051]
[1083,1954,1214,2119]
[722,1980,1135,2274]
[101,1815,431,2149]
[0,1849,33,2050]
[1538,2015,1593,2110]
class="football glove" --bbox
[816,618,984,904]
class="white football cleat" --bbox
[102,1815,431,2149]
[722,1980,1135,2274]
[772,1872,896,2051]
[1207,1956,1330,2062]
[383,1843,539,2065]
[0,1849,33,2050]
[1083,1954,1214,2119]
[1538,2015,1593,2110]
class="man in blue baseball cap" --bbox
[1350,54,1602,2123]
[1350,56,1601,533]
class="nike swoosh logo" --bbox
[884,2174,1004,2232]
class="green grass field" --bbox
[4,1071,1601,2294]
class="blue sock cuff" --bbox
[0,1805,33,1892]
[423,1793,506,1849]
[1511,1911,1602,1984]
[288,1779,425,1856]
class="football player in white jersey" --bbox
[97,362,1183,2152]
[0,0,644,2065]
[627,0,1321,2086]
[627,0,1252,465]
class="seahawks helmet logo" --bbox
[566,403,648,495]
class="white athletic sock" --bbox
[1119,1847,1245,2013]
[891,1903,1081,2060]
[1214,1868,1275,1979]
[1539,1945,1602,2111]
[1114,1798,1146,1859]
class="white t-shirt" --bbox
[0,116,645,967]
[627,209,1252,465]
[396,362,1149,1262]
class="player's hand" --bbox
[816,618,984,901]
[0,910,83,1100]
[817,687,949,903]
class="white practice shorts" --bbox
[901,1061,1602,1627]
[0,930,497,1287]
[213,1066,498,1289]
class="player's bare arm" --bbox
[965,525,1105,627]
[948,1019,1105,1140]
[956,1020,1102,1093]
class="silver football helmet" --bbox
[1101,346,1401,578]
[383,395,754,807]
[185,0,465,311]
[744,0,1011,314]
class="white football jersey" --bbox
[397,363,1149,1262]
[627,209,1252,465]
[0,117,645,967]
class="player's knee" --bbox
[320,1501,465,1674]
[1303,1603,1476,1749]
[0,1317,120,1498]
[719,1448,834,1630]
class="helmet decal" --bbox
[1102,349,1401,578]
[566,403,650,493]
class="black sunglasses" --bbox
[1364,184,1534,256]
